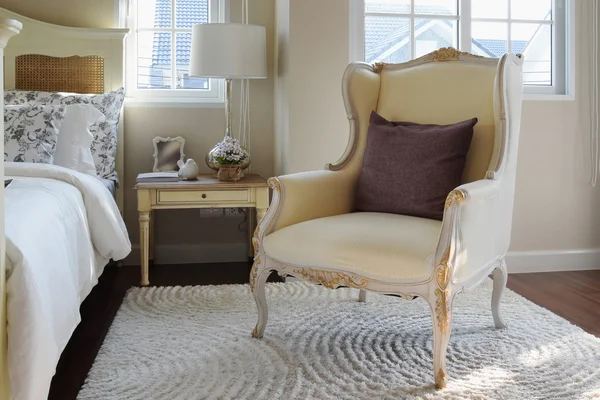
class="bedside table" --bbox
[134,174,270,286]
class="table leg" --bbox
[256,187,269,225]
[248,208,255,258]
[257,207,268,223]
[149,210,155,261]
[139,211,151,286]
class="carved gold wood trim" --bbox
[435,244,452,333]
[373,62,386,73]
[436,188,463,333]
[267,177,281,192]
[249,261,260,291]
[444,189,465,210]
[293,268,367,289]
[252,225,260,257]
[436,247,451,290]
[435,368,448,389]
[435,188,463,333]
[431,47,483,62]
[435,288,449,334]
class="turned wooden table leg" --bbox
[149,210,155,261]
[247,208,255,258]
[137,189,152,286]
[256,187,269,225]
[139,211,150,286]
[256,208,267,224]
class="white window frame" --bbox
[118,0,228,106]
[350,0,575,99]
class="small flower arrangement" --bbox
[211,136,248,165]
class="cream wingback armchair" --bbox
[250,48,523,389]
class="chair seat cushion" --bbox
[263,212,441,282]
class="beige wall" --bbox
[275,0,349,174]
[0,0,276,264]
[0,0,114,28]
[512,100,600,251]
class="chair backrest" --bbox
[330,48,523,254]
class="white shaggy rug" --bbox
[79,281,600,400]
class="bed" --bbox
[0,8,130,400]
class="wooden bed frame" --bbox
[0,7,128,399]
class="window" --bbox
[122,0,226,102]
[359,0,570,95]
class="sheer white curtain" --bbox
[586,0,600,186]
[577,0,600,186]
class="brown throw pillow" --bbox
[355,111,477,220]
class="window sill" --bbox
[124,97,225,108]
[522,93,575,102]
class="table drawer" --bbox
[157,189,250,204]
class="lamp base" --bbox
[205,77,251,172]
[205,143,251,172]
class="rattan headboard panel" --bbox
[15,54,104,94]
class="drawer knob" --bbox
[202,193,207,199]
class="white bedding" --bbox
[4,162,131,400]
[101,177,117,198]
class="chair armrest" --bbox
[453,179,499,204]
[268,170,357,233]
[436,179,501,285]
[252,169,357,261]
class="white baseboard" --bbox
[506,249,600,273]
[123,243,249,266]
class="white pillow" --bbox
[53,104,104,176]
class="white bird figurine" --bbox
[177,158,199,180]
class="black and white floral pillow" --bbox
[4,88,125,182]
[4,105,67,164]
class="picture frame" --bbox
[152,136,186,172]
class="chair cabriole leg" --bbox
[358,289,367,302]
[430,290,454,389]
[250,263,270,339]
[492,259,508,329]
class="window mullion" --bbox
[171,0,177,89]
[471,18,552,24]
[507,0,512,53]
[130,0,139,93]
[410,0,415,59]
[365,12,457,19]
[460,0,472,52]
[551,0,564,92]
[552,0,556,88]
[137,28,200,32]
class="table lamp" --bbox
[189,23,267,171]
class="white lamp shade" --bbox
[189,23,267,79]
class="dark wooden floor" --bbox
[48,264,600,400]
[507,270,600,337]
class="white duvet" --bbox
[4,162,131,400]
